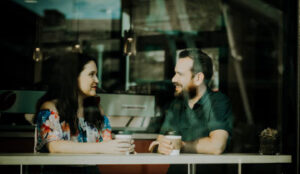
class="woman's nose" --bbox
[94,76,99,83]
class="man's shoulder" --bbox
[208,90,230,102]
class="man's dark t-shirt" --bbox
[160,89,234,174]
[160,89,233,141]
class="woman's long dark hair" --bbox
[35,52,104,134]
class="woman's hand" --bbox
[99,139,135,154]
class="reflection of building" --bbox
[44,9,66,27]
[0,1,38,89]
[202,48,219,91]
[0,1,299,173]
[39,8,122,91]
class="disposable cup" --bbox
[115,134,133,155]
[165,135,182,155]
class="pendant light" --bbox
[72,0,82,53]
[33,16,43,62]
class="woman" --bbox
[35,52,134,173]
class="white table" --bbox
[0,153,292,174]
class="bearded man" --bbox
[149,48,233,173]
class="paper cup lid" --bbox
[165,135,182,139]
[115,134,132,139]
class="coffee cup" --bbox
[165,135,182,155]
[114,134,133,155]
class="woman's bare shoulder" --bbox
[40,100,58,113]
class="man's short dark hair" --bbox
[178,48,213,85]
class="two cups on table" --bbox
[115,131,183,155]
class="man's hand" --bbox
[149,135,173,155]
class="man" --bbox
[149,48,233,173]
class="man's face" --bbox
[172,57,196,97]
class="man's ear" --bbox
[193,72,205,85]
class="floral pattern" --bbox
[36,110,112,152]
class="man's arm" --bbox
[181,129,229,155]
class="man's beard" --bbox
[174,83,197,100]
[187,84,197,99]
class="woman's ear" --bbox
[193,72,205,85]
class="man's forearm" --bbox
[182,130,229,154]
[181,140,197,153]
[182,137,225,154]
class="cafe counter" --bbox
[0,153,292,174]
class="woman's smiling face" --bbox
[78,60,99,97]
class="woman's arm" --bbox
[47,139,134,154]
[39,101,134,154]
[98,104,113,141]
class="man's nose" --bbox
[171,74,177,83]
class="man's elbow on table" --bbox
[205,144,225,155]
[194,130,229,155]
[193,140,226,155]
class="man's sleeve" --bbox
[207,95,233,136]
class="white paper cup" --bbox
[115,134,132,155]
[115,134,132,140]
[165,135,182,155]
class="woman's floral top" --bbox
[35,110,112,152]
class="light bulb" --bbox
[74,44,80,49]
[33,47,43,62]
[72,44,82,53]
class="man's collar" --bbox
[182,88,211,108]
[195,88,211,106]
